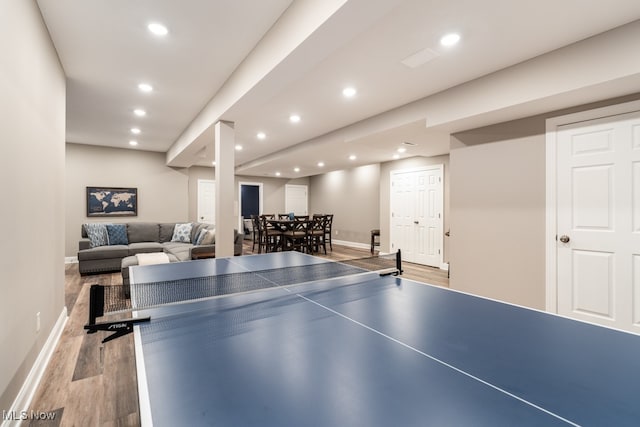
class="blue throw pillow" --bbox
[106,224,128,245]
[84,223,109,248]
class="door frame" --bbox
[238,181,263,230]
[389,164,444,268]
[545,99,640,313]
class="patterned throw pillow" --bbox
[84,223,109,248]
[194,228,208,245]
[106,224,128,245]
[171,223,193,243]
[200,229,215,245]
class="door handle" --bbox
[559,235,570,243]
[413,221,419,225]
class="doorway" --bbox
[390,165,444,267]
[547,100,640,333]
[238,182,263,231]
[197,179,215,224]
[285,184,308,216]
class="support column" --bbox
[214,120,235,257]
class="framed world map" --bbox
[86,186,138,217]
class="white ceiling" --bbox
[37,0,640,178]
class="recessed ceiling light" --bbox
[138,83,153,93]
[289,114,301,123]
[235,144,243,151]
[133,109,146,117]
[392,154,400,160]
[131,128,141,134]
[349,155,356,161]
[440,33,461,47]
[148,23,168,36]
[129,140,138,146]
[275,172,281,177]
[397,147,407,153]
[257,132,266,140]
[342,87,356,98]
[294,167,300,172]
[212,161,216,166]
[318,162,325,167]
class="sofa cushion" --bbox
[128,242,163,255]
[121,255,140,271]
[127,223,160,243]
[106,224,128,245]
[159,223,176,243]
[121,253,180,287]
[171,223,193,243]
[194,228,207,245]
[190,223,207,243]
[163,242,193,262]
[84,223,109,248]
[78,245,129,261]
[121,253,181,270]
[200,229,216,245]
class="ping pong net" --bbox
[84,251,402,343]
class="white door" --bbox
[391,171,415,260]
[391,166,443,267]
[556,110,640,333]
[285,184,308,215]
[197,179,215,224]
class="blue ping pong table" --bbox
[129,251,640,426]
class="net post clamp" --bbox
[84,317,151,343]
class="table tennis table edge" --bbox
[133,311,153,426]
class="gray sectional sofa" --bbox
[78,222,242,277]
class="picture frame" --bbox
[86,186,138,217]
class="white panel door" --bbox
[420,167,444,266]
[391,166,443,267]
[285,184,308,216]
[391,171,415,261]
[197,179,215,224]
[557,111,640,333]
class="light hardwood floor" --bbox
[28,243,448,426]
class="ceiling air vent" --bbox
[401,47,440,69]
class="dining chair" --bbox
[323,214,334,251]
[260,215,282,252]
[309,215,327,254]
[250,215,261,253]
[282,218,311,253]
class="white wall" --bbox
[65,144,190,257]
[450,127,546,308]
[0,0,66,412]
[309,164,380,245]
[449,93,640,310]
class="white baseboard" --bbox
[332,239,371,251]
[2,307,68,427]
[441,262,449,271]
[65,256,78,264]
